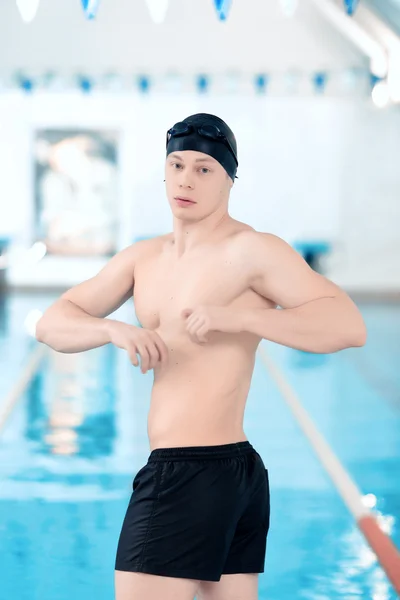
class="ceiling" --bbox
[0,0,366,75]
[364,0,400,35]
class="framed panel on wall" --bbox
[33,129,119,256]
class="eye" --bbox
[199,167,210,174]
[171,162,182,169]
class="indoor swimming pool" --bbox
[0,294,399,600]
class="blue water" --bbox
[0,294,399,600]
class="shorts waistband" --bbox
[148,441,254,462]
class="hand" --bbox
[182,305,243,344]
[106,320,168,373]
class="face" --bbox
[165,150,233,220]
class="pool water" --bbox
[0,295,399,599]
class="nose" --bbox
[179,172,194,190]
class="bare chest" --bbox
[133,251,262,331]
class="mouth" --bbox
[174,196,196,205]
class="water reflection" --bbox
[289,349,329,368]
[331,519,393,599]
[0,291,8,335]
[25,344,117,457]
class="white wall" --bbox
[0,0,398,292]
[324,102,400,291]
[0,91,399,292]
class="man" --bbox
[36,113,367,600]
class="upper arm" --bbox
[246,232,344,309]
[60,244,138,318]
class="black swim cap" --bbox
[166,113,238,181]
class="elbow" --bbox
[353,327,367,347]
[325,325,367,353]
[347,321,367,348]
[35,313,59,350]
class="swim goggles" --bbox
[166,122,238,166]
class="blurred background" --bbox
[0,1,399,599]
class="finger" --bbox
[128,345,139,366]
[192,332,207,344]
[193,324,208,343]
[148,332,166,365]
[129,353,139,366]
[154,336,169,365]
[197,324,209,339]
[187,317,203,335]
[136,344,150,373]
[146,341,161,370]
[185,314,197,329]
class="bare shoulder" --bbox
[132,233,172,263]
[232,230,345,308]
[131,234,168,253]
[230,228,291,260]
[226,230,304,290]
[235,228,287,246]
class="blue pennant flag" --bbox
[370,73,383,89]
[196,74,209,93]
[213,0,232,21]
[15,72,34,93]
[255,74,269,94]
[81,0,101,20]
[343,0,359,16]
[20,76,34,93]
[312,71,328,94]
[138,75,150,93]
[77,75,93,93]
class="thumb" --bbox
[182,308,193,319]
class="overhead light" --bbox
[371,81,390,108]
[309,0,388,80]
[146,0,169,24]
[16,0,40,23]
[362,494,377,509]
[370,55,388,79]
[25,241,47,264]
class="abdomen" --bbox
[148,330,259,448]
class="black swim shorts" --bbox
[115,441,270,582]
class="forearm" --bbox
[35,299,113,353]
[242,297,367,353]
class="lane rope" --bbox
[258,343,400,596]
[0,344,47,434]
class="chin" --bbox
[171,209,198,221]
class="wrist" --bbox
[240,308,272,335]
[102,317,116,342]
[238,308,253,333]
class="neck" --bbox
[171,207,232,257]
